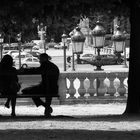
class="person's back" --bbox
[40,60,59,97]
[0,57,18,95]
[0,55,20,117]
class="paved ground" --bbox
[0,103,126,117]
[0,103,140,140]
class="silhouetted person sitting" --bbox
[0,55,20,117]
[20,53,60,117]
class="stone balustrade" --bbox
[18,71,128,104]
[58,71,128,104]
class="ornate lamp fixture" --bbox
[71,27,85,54]
[92,21,106,71]
[71,27,85,70]
[112,25,126,64]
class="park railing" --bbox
[58,71,128,104]
[18,71,128,104]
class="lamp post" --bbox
[123,30,128,68]
[61,32,67,71]
[0,33,4,61]
[17,33,21,69]
[37,23,47,53]
[71,27,85,71]
[92,21,106,71]
[112,26,126,65]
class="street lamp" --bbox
[16,33,22,69]
[37,23,47,53]
[92,21,106,71]
[61,32,67,71]
[123,30,128,68]
[0,33,4,61]
[112,26,126,65]
[71,27,85,71]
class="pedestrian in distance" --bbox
[66,56,71,68]
[20,53,60,117]
[0,55,21,117]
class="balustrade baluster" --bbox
[116,73,127,96]
[96,73,106,96]
[106,73,116,96]
[87,74,96,97]
[68,77,76,98]
[78,76,86,98]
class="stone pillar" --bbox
[78,76,86,98]
[58,74,67,104]
[87,74,96,97]
[107,73,116,96]
[68,77,76,98]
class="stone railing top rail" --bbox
[59,71,128,78]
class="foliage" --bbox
[0,0,130,43]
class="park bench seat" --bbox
[0,94,59,98]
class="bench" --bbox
[0,74,60,104]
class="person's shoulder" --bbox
[52,62,59,68]
[49,61,59,71]
[49,61,57,66]
[11,67,18,72]
[12,66,17,70]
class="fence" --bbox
[58,71,128,104]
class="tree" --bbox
[0,0,130,42]
[124,0,140,114]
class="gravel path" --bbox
[0,103,140,140]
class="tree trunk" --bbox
[124,1,140,114]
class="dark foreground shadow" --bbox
[0,114,140,122]
[0,115,74,122]
[0,129,140,140]
[0,114,140,140]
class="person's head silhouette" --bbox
[1,55,13,68]
[39,53,51,64]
